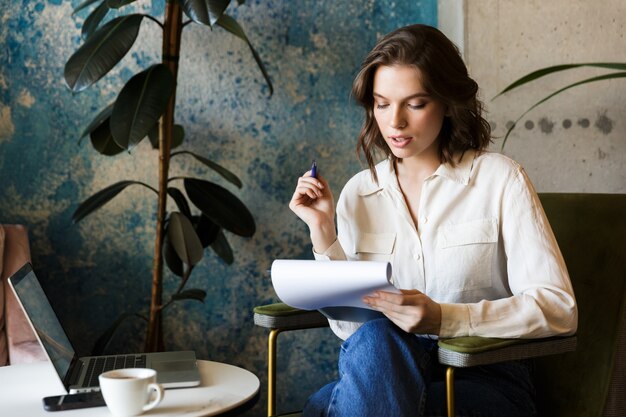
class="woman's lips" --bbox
[388,136,413,148]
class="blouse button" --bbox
[413,253,421,261]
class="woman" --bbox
[289,24,577,417]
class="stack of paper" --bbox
[270,260,398,321]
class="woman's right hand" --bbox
[289,170,337,253]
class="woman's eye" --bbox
[408,103,426,110]
[376,103,389,110]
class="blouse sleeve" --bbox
[439,166,578,338]
[311,187,365,340]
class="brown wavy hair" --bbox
[352,24,491,182]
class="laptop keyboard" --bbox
[83,354,147,388]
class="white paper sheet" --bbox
[270,260,397,310]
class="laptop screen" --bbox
[9,263,75,383]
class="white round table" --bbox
[0,359,260,416]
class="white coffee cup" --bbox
[98,368,164,417]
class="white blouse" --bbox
[314,150,578,340]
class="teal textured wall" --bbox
[0,0,436,414]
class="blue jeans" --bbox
[302,319,536,417]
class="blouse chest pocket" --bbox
[353,232,396,262]
[436,219,498,292]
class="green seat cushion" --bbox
[253,303,306,317]
[253,303,329,330]
[438,336,524,354]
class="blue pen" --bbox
[311,160,317,178]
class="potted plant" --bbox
[65,0,273,352]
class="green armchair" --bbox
[254,193,626,417]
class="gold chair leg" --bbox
[268,329,282,417]
[446,366,455,417]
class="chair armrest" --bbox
[253,303,329,331]
[437,335,577,367]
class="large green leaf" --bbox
[148,124,184,149]
[82,1,110,39]
[171,150,242,188]
[168,212,204,266]
[501,71,626,148]
[181,0,230,27]
[90,119,126,156]
[184,178,255,237]
[167,187,192,218]
[73,0,102,15]
[111,64,175,150]
[217,14,273,96]
[148,124,159,148]
[172,124,185,149]
[72,180,156,223]
[171,289,207,302]
[64,14,144,92]
[494,63,626,99]
[211,229,233,264]
[80,103,113,139]
[194,214,220,248]
[106,0,138,9]
[163,228,184,277]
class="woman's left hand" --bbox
[363,289,442,335]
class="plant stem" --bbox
[143,14,164,29]
[145,0,183,353]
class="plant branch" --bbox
[159,265,194,311]
[493,62,626,100]
[142,14,164,29]
[145,0,183,353]
[175,264,195,294]
[140,182,160,195]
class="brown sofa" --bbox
[0,224,46,366]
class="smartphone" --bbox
[42,391,106,411]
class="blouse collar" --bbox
[356,149,478,196]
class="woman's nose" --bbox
[390,107,406,129]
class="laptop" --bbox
[8,262,201,393]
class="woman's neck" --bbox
[394,153,441,186]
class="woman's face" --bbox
[372,65,447,162]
